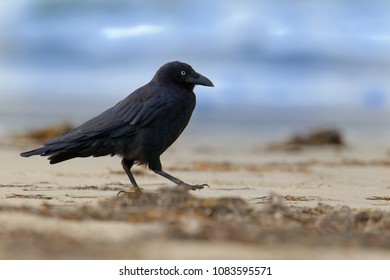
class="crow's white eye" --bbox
[180,70,186,76]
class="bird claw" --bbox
[178,183,209,191]
[117,187,142,196]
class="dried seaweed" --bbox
[1,188,390,249]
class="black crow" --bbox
[21,61,214,193]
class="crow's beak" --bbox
[186,72,214,87]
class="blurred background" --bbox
[1,0,390,141]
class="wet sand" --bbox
[1,133,390,259]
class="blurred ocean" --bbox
[1,0,390,141]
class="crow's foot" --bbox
[117,187,142,196]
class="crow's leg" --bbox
[118,159,141,195]
[149,158,208,191]
[153,169,209,191]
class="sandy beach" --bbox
[1,129,390,259]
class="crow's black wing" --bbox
[44,82,171,145]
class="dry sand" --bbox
[1,132,390,259]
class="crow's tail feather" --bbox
[20,147,53,158]
[48,152,79,164]
[20,140,111,164]
[20,143,82,164]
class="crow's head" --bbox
[153,61,214,89]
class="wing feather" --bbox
[44,83,172,145]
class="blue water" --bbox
[2,103,390,145]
